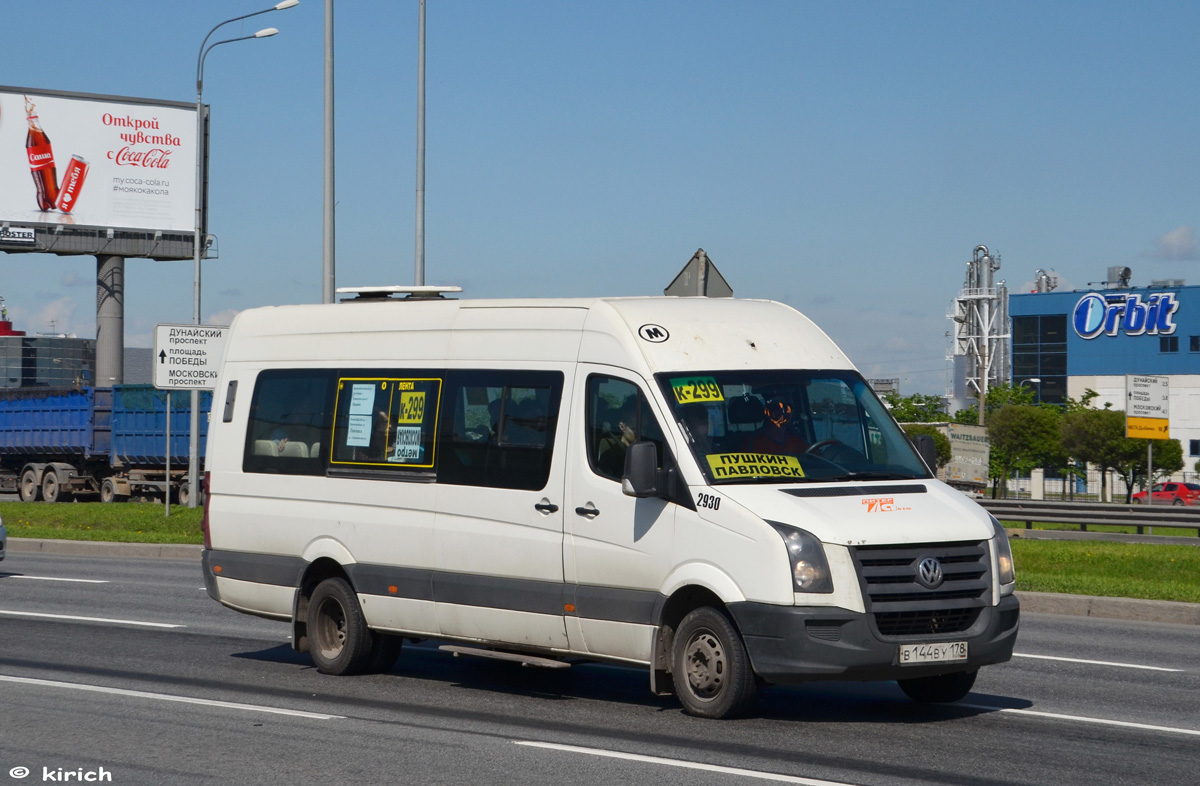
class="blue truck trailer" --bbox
[0,385,212,503]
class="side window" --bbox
[438,370,563,490]
[243,370,334,475]
[587,375,666,481]
[330,376,442,472]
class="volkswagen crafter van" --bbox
[202,289,1018,719]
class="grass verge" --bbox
[0,501,202,544]
[1011,539,1200,604]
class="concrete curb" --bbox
[1015,590,1200,626]
[8,537,202,561]
[7,538,1199,626]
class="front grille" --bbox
[852,540,990,638]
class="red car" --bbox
[1131,482,1200,506]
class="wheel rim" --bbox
[314,597,348,660]
[21,473,36,500]
[43,474,58,502]
[683,627,726,701]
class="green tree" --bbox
[953,383,1036,425]
[1123,438,1184,495]
[1059,407,1142,502]
[882,391,947,423]
[900,424,952,469]
[988,405,1067,497]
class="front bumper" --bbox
[728,594,1019,684]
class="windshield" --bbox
[656,370,931,485]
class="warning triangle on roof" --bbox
[664,249,733,298]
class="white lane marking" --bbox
[0,674,343,720]
[1013,653,1182,672]
[959,704,1200,738]
[514,741,864,785]
[2,575,108,584]
[0,610,183,628]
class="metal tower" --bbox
[949,245,1010,422]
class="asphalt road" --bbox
[0,552,1197,786]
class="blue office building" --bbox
[1008,283,1200,461]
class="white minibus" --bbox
[202,289,1018,719]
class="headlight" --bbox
[990,514,1015,591]
[767,522,833,594]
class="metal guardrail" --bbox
[981,499,1200,538]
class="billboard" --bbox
[0,86,202,255]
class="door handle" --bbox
[534,500,559,514]
[574,503,600,518]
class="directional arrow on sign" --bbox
[159,350,166,364]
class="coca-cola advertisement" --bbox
[0,86,198,234]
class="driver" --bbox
[741,398,809,455]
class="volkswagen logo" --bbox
[916,557,944,589]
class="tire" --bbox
[307,577,374,675]
[177,482,191,507]
[366,634,404,673]
[19,469,40,502]
[99,478,117,503]
[1172,499,1185,507]
[671,606,757,719]
[898,669,977,704]
[41,470,63,504]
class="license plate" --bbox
[899,641,968,665]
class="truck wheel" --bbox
[177,483,191,507]
[41,470,64,504]
[19,469,41,502]
[307,577,374,675]
[671,606,758,719]
[100,479,117,503]
[367,634,404,673]
[898,670,977,704]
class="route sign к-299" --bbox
[1125,374,1170,439]
[153,324,228,390]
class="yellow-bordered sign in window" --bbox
[331,377,442,469]
[706,452,805,480]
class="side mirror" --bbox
[911,434,937,475]
[621,441,660,497]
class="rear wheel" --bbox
[1172,498,1185,507]
[307,577,374,675]
[671,606,757,719]
[99,478,117,503]
[19,469,40,502]
[41,470,64,504]
[177,482,191,507]
[367,634,404,673]
[898,670,977,703]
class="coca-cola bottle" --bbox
[25,96,58,211]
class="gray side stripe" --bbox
[204,550,305,588]
[206,550,662,625]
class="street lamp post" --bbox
[188,0,298,508]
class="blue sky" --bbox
[2,1,1199,395]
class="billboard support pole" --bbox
[414,0,426,286]
[323,0,336,303]
[95,255,124,386]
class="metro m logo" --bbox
[637,324,670,343]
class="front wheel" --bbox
[307,577,374,675]
[671,607,757,719]
[898,669,977,703]
[19,469,40,502]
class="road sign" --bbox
[153,324,228,390]
[1125,374,1169,439]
